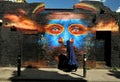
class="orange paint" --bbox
[3,12,45,34]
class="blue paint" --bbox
[39,19,94,49]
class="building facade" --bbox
[0,1,120,68]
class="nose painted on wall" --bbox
[58,37,74,45]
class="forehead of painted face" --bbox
[47,12,90,27]
[47,12,88,20]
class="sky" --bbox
[26,0,120,12]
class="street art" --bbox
[0,1,119,67]
[44,18,89,48]
[2,2,119,49]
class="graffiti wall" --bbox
[0,1,119,68]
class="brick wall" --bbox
[0,27,21,66]
[111,33,120,67]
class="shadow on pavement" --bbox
[9,67,87,82]
[108,70,120,79]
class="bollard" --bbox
[83,54,87,77]
[17,54,21,76]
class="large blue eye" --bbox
[45,24,64,35]
[68,24,88,35]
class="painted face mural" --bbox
[43,12,93,49]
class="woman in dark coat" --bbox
[58,40,78,72]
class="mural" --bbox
[45,12,90,49]
[0,1,119,67]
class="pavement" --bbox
[0,67,120,82]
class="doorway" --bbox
[96,31,111,67]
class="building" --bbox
[0,1,120,68]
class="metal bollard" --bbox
[17,54,21,76]
[83,54,87,77]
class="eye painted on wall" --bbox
[45,24,64,35]
[68,24,88,36]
